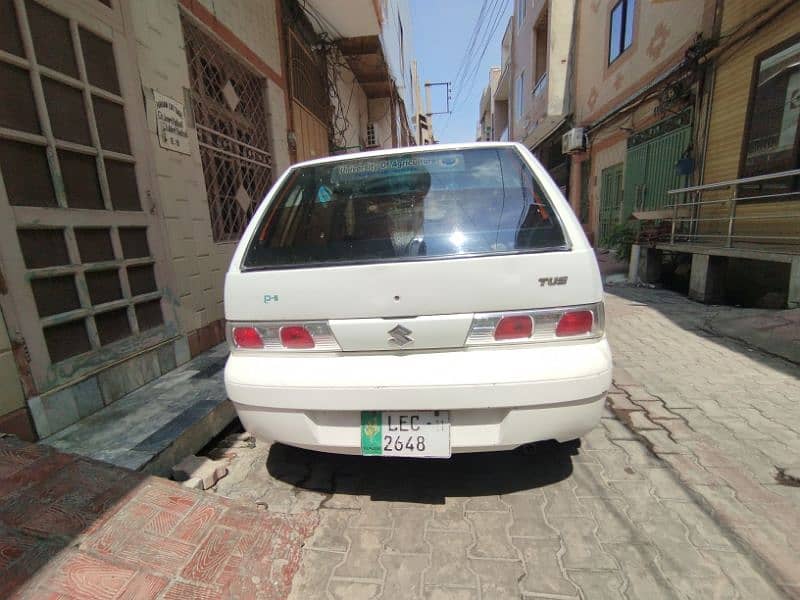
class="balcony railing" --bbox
[532,72,548,98]
[662,169,800,250]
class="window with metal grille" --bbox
[182,14,273,242]
[366,123,377,147]
[0,0,164,366]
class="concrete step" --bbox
[42,344,234,476]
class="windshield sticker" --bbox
[332,154,465,182]
[317,185,332,204]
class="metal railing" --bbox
[664,169,800,249]
[532,72,548,98]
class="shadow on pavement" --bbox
[607,284,800,378]
[266,440,577,504]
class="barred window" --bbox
[182,15,273,242]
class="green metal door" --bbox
[644,125,691,212]
[622,144,648,218]
[622,111,692,219]
[599,163,624,246]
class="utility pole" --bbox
[424,81,452,115]
[423,81,451,144]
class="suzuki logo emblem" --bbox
[387,324,413,347]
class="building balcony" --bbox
[495,63,511,102]
[480,84,491,116]
[521,0,575,149]
[336,36,392,99]
[532,72,548,99]
[305,1,391,98]
[500,16,512,74]
[307,0,381,37]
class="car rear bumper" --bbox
[225,339,612,453]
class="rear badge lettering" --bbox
[538,276,568,287]
[263,294,279,303]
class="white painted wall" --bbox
[380,0,416,133]
[548,0,575,117]
[368,98,393,148]
[333,57,369,152]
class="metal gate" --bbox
[598,163,624,245]
[622,111,692,218]
[182,15,273,243]
[0,0,175,392]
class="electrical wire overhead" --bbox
[441,0,510,136]
[451,0,504,104]
[450,0,491,96]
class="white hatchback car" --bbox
[224,142,611,458]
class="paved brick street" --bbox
[605,287,800,596]
[212,423,784,599]
[1,286,798,599]
[0,436,316,599]
[207,286,799,599]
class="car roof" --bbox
[290,142,527,169]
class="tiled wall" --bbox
[132,0,230,336]
[28,335,192,439]
[130,0,290,336]
[0,309,33,440]
[194,0,282,74]
[1,0,290,440]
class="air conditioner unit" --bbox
[562,127,586,154]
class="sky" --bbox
[410,0,512,144]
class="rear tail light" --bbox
[494,315,533,340]
[556,310,594,337]
[466,303,604,346]
[232,326,264,349]
[228,321,340,352]
[279,326,315,349]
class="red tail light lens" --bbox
[232,326,264,349]
[280,326,315,349]
[494,315,533,340]
[556,311,594,337]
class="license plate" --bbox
[361,411,450,458]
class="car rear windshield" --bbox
[242,147,567,269]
